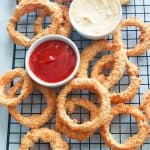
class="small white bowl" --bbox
[25,35,80,87]
[69,0,122,40]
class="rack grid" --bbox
[6,0,150,149]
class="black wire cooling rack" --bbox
[6,0,150,150]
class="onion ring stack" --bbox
[3,0,150,148]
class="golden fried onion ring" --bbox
[77,40,126,89]
[113,18,150,56]
[91,55,141,103]
[34,5,72,37]
[7,0,63,47]
[139,90,150,120]
[8,82,56,129]
[56,98,98,140]
[111,60,141,103]
[100,103,149,150]
[0,68,32,106]
[56,78,111,132]
[19,128,69,150]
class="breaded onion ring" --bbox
[91,55,141,104]
[56,98,98,140]
[0,68,32,106]
[113,18,150,56]
[7,0,63,47]
[56,78,111,132]
[19,128,68,150]
[77,40,126,89]
[34,5,72,37]
[111,60,141,103]
[100,103,149,150]
[120,0,130,5]
[139,90,150,120]
[8,82,56,129]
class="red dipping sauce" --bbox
[29,40,76,83]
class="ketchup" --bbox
[29,40,76,83]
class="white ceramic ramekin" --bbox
[25,35,80,87]
[69,0,122,40]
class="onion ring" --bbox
[110,60,140,103]
[77,40,126,89]
[0,68,32,106]
[56,98,98,140]
[8,81,56,129]
[113,18,150,56]
[19,128,69,150]
[7,0,63,47]
[34,5,72,37]
[91,54,141,104]
[100,103,149,150]
[56,78,111,132]
[139,90,150,120]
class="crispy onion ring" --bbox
[77,40,126,89]
[120,0,130,5]
[8,81,56,129]
[56,98,98,140]
[56,78,111,132]
[0,68,32,106]
[7,0,63,47]
[111,60,141,103]
[139,90,150,120]
[100,103,149,150]
[91,55,141,103]
[34,5,72,37]
[113,18,150,56]
[19,128,68,150]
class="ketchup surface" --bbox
[29,40,76,83]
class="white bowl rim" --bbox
[25,35,80,87]
[69,0,122,39]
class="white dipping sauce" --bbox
[69,0,121,36]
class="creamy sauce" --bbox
[70,0,121,35]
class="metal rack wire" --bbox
[6,0,150,149]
